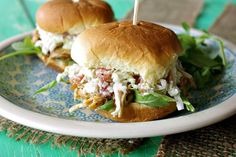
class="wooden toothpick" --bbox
[72,0,80,3]
[133,0,140,25]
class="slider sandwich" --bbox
[33,0,114,72]
[53,21,195,122]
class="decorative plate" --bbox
[0,24,235,138]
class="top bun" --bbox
[71,21,182,84]
[36,0,114,34]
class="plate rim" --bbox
[0,24,236,139]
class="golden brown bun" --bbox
[71,21,182,84]
[37,49,70,72]
[97,102,177,122]
[36,0,114,33]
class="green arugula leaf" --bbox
[0,50,40,61]
[12,42,32,51]
[134,90,175,107]
[97,100,114,111]
[183,99,195,112]
[178,34,196,51]
[195,32,226,66]
[24,36,34,46]
[0,37,41,61]
[179,49,221,68]
[213,38,226,66]
[34,81,58,95]
[178,23,227,89]
[12,36,36,50]
[182,22,191,33]
[134,90,195,112]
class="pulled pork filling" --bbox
[57,63,191,117]
[34,26,77,55]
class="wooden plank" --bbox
[21,0,45,24]
[0,0,33,41]
[125,0,204,26]
[0,0,135,41]
[105,0,134,19]
[210,4,236,44]
[0,132,77,157]
[0,132,161,157]
[195,0,236,29]
[23,0,135,22]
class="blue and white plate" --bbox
[0,24,235,138]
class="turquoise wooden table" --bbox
[0,0,236,156]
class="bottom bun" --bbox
[37,48,70,73]
[97,103,177,122]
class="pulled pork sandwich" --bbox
[33,0,114,72]
[53,21,195,122]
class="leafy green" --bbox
[0,50,40,61]
[134,90,175,107]
[34,81,58,95]
[182,98,195,112]
[97,100,114,111]
[178,22,227,88]
[134,90,195,112]
[182,22,191,33]
[12,37,35,50]
[0,37,41,61]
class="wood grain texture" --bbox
[0,0,135,42]
[210,4,236,44]
[0,132,161,157]
[195,0,236,29]
[0,0,33,41]
[125,0,204,26]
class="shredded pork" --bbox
[56,63,194,117]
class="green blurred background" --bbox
[0,0,135,41]
[0,0,236,41]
